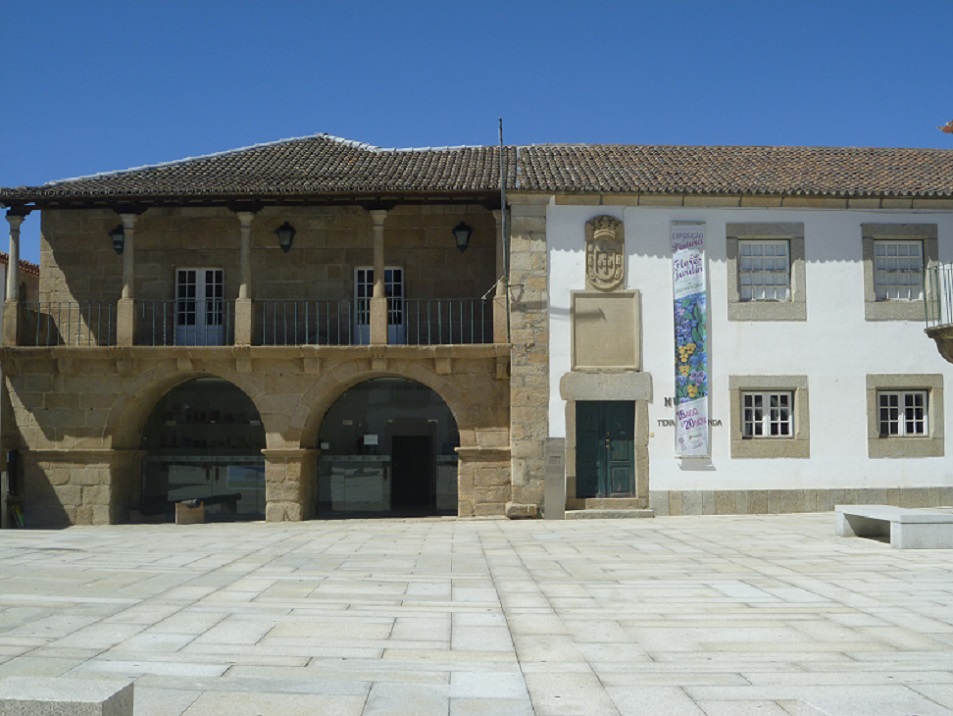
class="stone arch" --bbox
[134,374,269,521]
[309,372,462,517]
[107,365,269,451]
[296,360,471,451]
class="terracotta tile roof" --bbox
[516,144,953,197]
[0,253,40,277]
[0,135,514,204]
[2,134,953,204]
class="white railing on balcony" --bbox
[925,265,953,328]
[137,300,234,346]
[259,300,356,346]
[21,302,117,346]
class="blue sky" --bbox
[2,1,952,263]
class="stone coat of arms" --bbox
[585,216,624,291]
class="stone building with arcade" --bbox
[4,135,953,526]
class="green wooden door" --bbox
[576,401,635,498]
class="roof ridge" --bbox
[519,142,952,152]
[44,133,350,187]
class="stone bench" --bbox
[174,492,242,524]
[835,504,953,549]
[0,676,133,715]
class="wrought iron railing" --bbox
[15,297,494,347]
[258,300,355,346]
[401,298,493,345]
[21,302,116,346]
[925,265,953,328]
[137,300,234,346]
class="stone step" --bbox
[565,509,655,519]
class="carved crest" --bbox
[585,216,624,291]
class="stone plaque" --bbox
[585,215,624,291]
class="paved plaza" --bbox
[1,513,953,715]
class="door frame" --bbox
[575,400,635,499]
[354,266,405,344]
[560,372,652,510]
[175,267,225,346]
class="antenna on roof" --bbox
[499,117,511,342]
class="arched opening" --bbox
[316,377,459,517]
[139,377,266,521]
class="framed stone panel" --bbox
[571,290,640,371]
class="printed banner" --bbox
[671,222,709,457]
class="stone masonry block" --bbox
[473,468,509,488]
[0,676,133,716]
[81,486,111,505]
[473,502,505,516]
[505,502,538,519]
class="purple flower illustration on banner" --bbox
[674,293,708,402]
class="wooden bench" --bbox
[0,676,132,715]
[835,504,953,549]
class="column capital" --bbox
[5,212,26,230]
[119,213,139,230]
[235,210,256,227]
[369,209,388,226]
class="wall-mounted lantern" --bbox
[109,225,125,255]
[276,221,296,253]
[453,221,472,253]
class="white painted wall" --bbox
[547,202,953,492]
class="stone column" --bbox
[116,213,138,346]
[492,209,509,344]
[234,211,255,345]
[507,200,550,512]
[369,209,388,344]
[262,448,319,521]
[20,448,145,527]
[2,210,26,346]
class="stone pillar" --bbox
[2,210,27,346]
[508,200,550,510]
[263,448,318,521]
[5,211,23,302]
[116,213,138,346]
[492,209,509,344]
[369,209,388,345]
[456,445,512,517]
[234,211,255,345]
[20,448,145,527]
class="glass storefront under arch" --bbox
[140,378,266,521]
[316,378,459,516]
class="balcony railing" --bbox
[137,300,235,347]
[259,300,355,346]
[14,297,495,347]
[21,302,117,346]
[925,265,953,328]
[401,299,493,345]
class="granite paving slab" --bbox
[0,513,952,714]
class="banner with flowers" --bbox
[671,222,709,457]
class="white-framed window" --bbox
[354,267,405,344]
[726,223,805,321]
[877,390,928,437]
[742,391,793,438]
[866,374,943,458]
[175,268,224,346]
[739,240,790,301]
[873,240,923,301]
